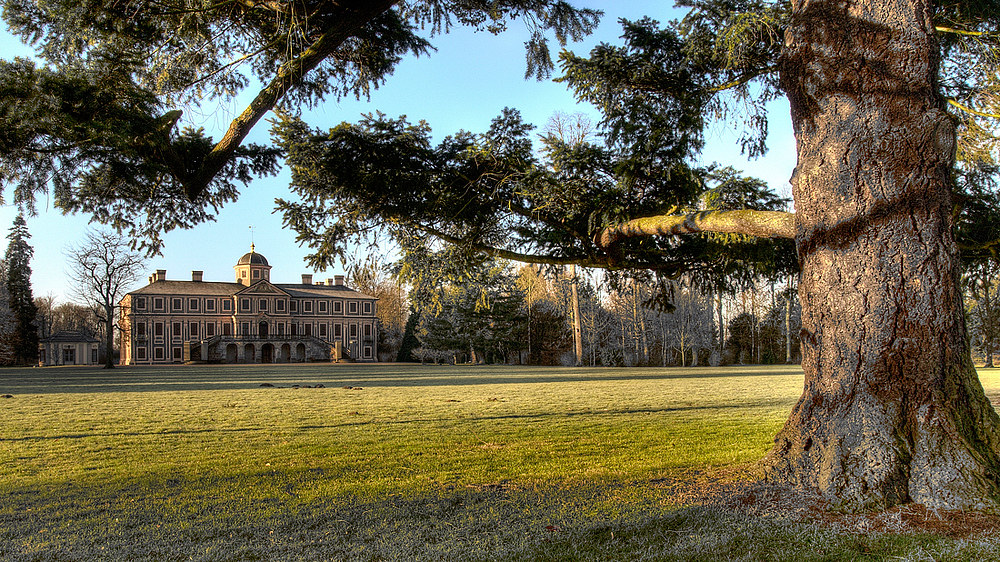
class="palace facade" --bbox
[118,248,378,365]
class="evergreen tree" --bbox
[395,308,421,363]
[4,213,37,366]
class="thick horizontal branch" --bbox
[596,209,796,248]
[934,26,994,37]
[947,98,1000,119]
[707,65,778,93]
[418,223,596,266]
[414,222,696,272]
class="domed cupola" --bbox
[234,244,272,285]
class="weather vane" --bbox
[249,225,255,252]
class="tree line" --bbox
[357,252,802,368]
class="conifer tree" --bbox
[4,213,37,366]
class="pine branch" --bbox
[183,0,399,199]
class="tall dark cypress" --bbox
[5,213,38,366]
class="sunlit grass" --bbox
[2,364,998,560]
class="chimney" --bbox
[334,275,346,287]
[301,274,313,285]
[326,278,333,286]
[156,270,166,282]
[192,271,203,282]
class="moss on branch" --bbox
[596,210,796,248]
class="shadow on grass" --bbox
[2,474,995,561]
[0,363,804,395]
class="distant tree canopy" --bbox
[0,0,600,251]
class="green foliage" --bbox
[526,299,573,365]
[0,58,280,252]
[414,260,528,363]
[0,1,600,250]
[3,213,37,365]
[275,105,795,293]
[396,307,422,362]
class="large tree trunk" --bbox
[769,0,1000,510]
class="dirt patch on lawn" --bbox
[649,466,1000,540]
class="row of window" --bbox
[133,321,374,341]
[133,344,375,362]
[132,296,373,316]
[40,348,99,364]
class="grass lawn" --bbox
[2,364,999,561]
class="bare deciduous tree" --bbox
[66,231,146,368]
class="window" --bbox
[241,270,247,279]
[290,301,298,313]
[172,298,182,311]
[277,323,285,336]
[363,324,372,338]
[319,301,328,313]
[334,324,342,339]
[63,348,75,364]
[91,349,98,363]
[363,302,372,315]
[349,324,358,338]
[223,299,232,312]
[206,323,215,337]
[304,324,312,336]
[136,297,146,310]
[189,298,199,311]
[173,347,182,361]
[364,346,373,359]
[153,297,164,311]
[252,270,260,279]
[223,323,232,336]
[136,322,146,336]
[154,323,164,337]
[240,298,251,312]
[319,324,327,338]
[241,322,250,336]
[259,299,268,311]
[137,348,147,360]
[276,300,285,312]
[333,301,343,314]
[349,301,358,315]
[172,322,182,337]
[206,299,216,312]
[154,347,164,360]
[304,301,313,313]
[291,323,298,336]
[190,322,199,339]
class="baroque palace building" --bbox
[118,247,378,365]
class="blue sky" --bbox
[0,1,794,301]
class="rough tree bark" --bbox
[768,0,1000,509]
